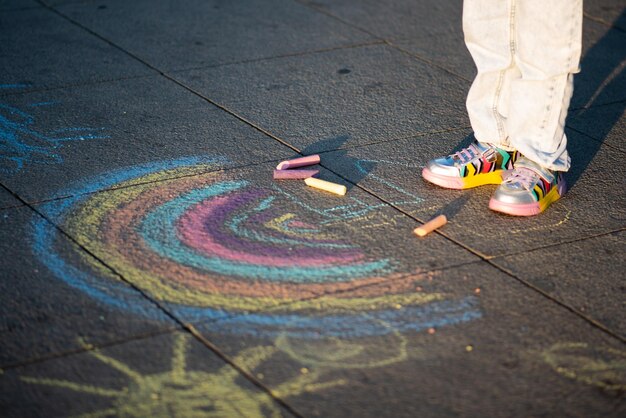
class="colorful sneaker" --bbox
[422,141,518,189]
[489,157,567,216]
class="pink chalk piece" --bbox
[273,169,319,180]
[276,154,321,170]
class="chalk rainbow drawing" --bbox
[0,101,107,174]
[33,156,481,339]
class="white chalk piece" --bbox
[413,214,447,237]
[273,169,319,179]
[304,177,347,196]
[276,155,321,170]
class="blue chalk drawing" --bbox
[0,83,32,89]
[0,102,108,175]
[203,297,482,339]
[27,102,58,108]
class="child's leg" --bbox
[505,0,583,172]
[421,0,520,190]
[463,0,519,148]
[487,0,582,216]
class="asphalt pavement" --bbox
[0,0,624,417]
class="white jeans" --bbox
[463,0,583,171]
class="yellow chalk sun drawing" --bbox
[540,342,626,391]
[21,334,346,418]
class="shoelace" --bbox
[503,167,539,190]
[452,143,481,164]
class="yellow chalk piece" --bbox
[414,214,447,237]
[304,177,347,196]
[465,345,474,352]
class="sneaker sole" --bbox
[488,179,567,216]
[422,167,505,190]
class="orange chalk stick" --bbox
[276,155,320,170]
[414,214,447,237]
[304,177,347,196]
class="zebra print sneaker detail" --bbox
[489,157,567,216]
[422,141,518,189]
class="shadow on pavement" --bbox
[567,9,626,187]
[302,134,377,190]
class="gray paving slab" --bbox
[0,76,294,202]
[568,101,626,152]
[0,8,153,96]
[175,44,470,153]
[0,0,39,11]
[299,0,462,40]
[393,26,475,82]
[0,330,293,417]
[319,129,625,257]
[494,231,626,339]
[0,187,21,209]
[0,207,174,367]
[571,18,626,109]
[584,0,626,31]
[194,261,626,417]
[55,0,375,72]
[44,0,95,5]
[36,161,478,326]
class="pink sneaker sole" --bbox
[488,199,543,216]
[422,167,464,189]
[489,179,567,216]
